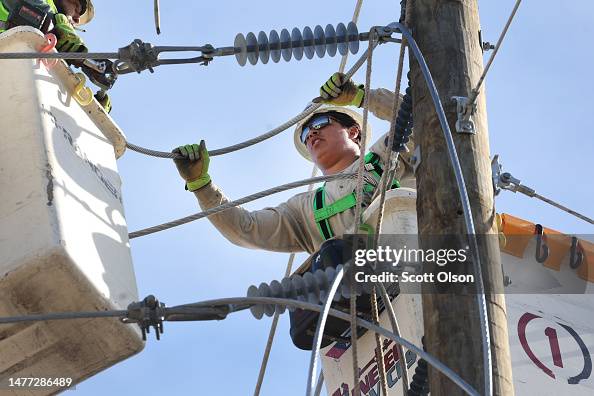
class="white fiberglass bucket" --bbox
[0,27,143,392]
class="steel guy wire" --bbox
[128,173,356,239]
[124,39,379,160]
[466,0,523,112]
[0,295,477,395]
[189,296,480,396]
[255,0,364,391]
[532,193,594,226]
[493,156,594,225]
[306,261,346,396]
[387,22,493,396]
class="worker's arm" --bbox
[173,142,316,253]
[193,183,316,253]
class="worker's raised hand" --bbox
[54,14,88,53]
[172,140,211,191]
[319,72,365,107]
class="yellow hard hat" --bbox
[293,105,372,162]
[78,0,94,25]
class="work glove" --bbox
[319,72,365,107]
[172,140,211,191]
[94,91,112,113]
[54,14,88,53]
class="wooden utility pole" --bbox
[408,1,514,395]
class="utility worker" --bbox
[0,0,92,50]
[0,0,111,112]
[173,73,414,254]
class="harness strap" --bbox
[313,152,401,241]
[314,187,334,240]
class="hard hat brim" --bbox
[293,105,372,162]
[78,0,94,25]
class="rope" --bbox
[375,281,409,395]
[252,255,295,396]
[467,0,523,110]
[255,2,364,392]
[124,44,376,160]
[128,173,355,239]
[388,22,494,396]
[370,287,389,396]
[348,28,377,396]
[252,167,317,396]
[370,3,411,392]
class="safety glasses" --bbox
[300,115,333,144]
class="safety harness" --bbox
[313,152,400,240]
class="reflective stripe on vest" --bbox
[312,152,400,241]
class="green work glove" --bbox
[319,72,365,107]
[172,140,211,191]
[95,91,112,113]
[54,14,88,53]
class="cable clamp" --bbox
[122,295,166,341]
[491,155,535,197]
[452,96,476,134]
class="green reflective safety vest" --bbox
[313,152,400,241]
[0,0,57,33]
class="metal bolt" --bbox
[482,42,495,51]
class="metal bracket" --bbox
[452,96,476,134]
[491,155,536,197]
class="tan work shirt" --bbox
[194,88,415,254]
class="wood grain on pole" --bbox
[409,1,514,394]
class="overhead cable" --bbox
[0,295,478,396]
[187,296,480,396]
[128,173,356,239]
[124,38,378,160]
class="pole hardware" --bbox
[534,224,549,264]
[569,236,584,269]
[482,42,495,51]
[122,295,166,341]
[452,96,476,134]
[491,155,535,196]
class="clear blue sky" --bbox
[73,1,594,394]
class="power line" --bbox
[128,173,356,239]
